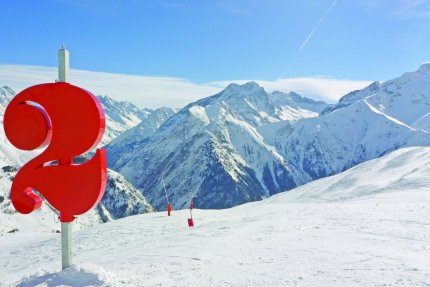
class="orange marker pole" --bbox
[188,196,194,227]
[162,176,171,216]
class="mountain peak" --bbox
[243,81,262,89]
[224,81,263,93]
[417,62,430,74]
[193,81,266,107]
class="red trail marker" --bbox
[167,203,172,216]
[188,197,194,227]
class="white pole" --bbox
[61,222,72,269]
[58,45,70,83]
[162,175,169,204]
[58,45,72,269]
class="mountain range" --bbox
[1,63,430,220]
[108,82,332,210]
[108,63,430,210]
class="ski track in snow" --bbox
[1,147,429,286]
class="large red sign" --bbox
[3,83,107,222]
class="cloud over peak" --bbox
[0,64,371,108]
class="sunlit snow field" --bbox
[1,147,429,286]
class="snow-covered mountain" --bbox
[0,86,153,163]
[2,146,429,286]
[0,86,155,233]
[0,86,15,107]
[322,63,430,127]
[3,63,430,216]
[320,80,382,116]
[107,107,176,167]
[0,86,36,166]
[109,64,430,211]
[96,95,153,145]
[109,82,332,210]
[276,63,430,185]
[99,169,154,221]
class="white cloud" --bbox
[254,77,372,102]
[0,65,225,109]
[0,64,371,108]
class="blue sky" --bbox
[0,0,429,107]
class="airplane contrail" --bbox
[278,0,339,80]
[298,0,339,53]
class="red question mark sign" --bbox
[3,83,107,222]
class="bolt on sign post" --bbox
[3,46,107,270]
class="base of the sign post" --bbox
[61,222,72,270]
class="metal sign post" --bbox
[58,45,70,83]
[162,175,172,216]
[58,45,72,269]
[61,220,72,269]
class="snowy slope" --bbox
[320,81,381,116]
[0,167,154,235]
[109,82,330,210]
[269,146,430,202]
[367,63,430,129]
[413,112,430,132]
[1,147,429,286]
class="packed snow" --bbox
[1,147,429,286]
